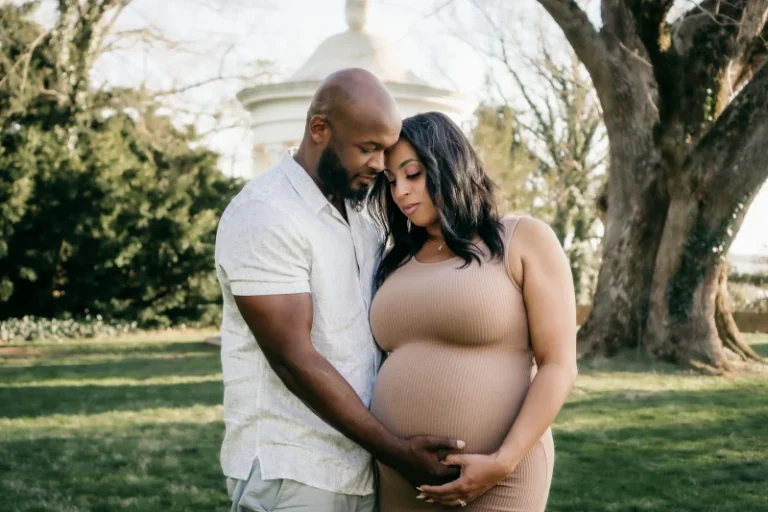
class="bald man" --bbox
[215,69,462,512]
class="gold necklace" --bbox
[428,238,446,251]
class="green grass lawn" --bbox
[1,332,766,512]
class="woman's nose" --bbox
[393,179,410,200]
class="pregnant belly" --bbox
[370,342,533,455]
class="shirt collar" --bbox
[280,150,330,215]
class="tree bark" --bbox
[715,265,762,362]
[579,162,668,357]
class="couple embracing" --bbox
[214,68,577,511]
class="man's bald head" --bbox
[307,68,400,131]
[297,68,402,206]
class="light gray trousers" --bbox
[227,460,377,512]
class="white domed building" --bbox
[237,0,474,175]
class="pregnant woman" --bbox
[368,112,578,511]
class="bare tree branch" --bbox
[732,3,768,88]
[735,0,768,51]
[0,28,50,91]
[500,44,563,170]
[536,0,609,91]
[97,0,131,49]
[148,71,269,98]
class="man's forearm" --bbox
[265,344,405,466]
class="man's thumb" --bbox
[426,436,466,451]
[446,438,466,450]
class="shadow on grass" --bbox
[0,352,221,385]
[1,337,228,510]
[563,381,768,415]
[2,340,217,358]
[549,385,768,512]
[0,380,223,419]
[0,421,229,512]
[576,350,684,376]
[578,335,768,376]
[0,339,223,419]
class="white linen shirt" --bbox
[214,151,382,496]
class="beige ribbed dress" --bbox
[369,216,554,512]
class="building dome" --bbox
[289,31,426,85]
[237,0,474,175]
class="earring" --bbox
[407,219,412,232]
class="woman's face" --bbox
[383,140,439,229]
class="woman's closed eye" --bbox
[384,165,422,185]
[404,164,422,178]
[388,174,421,186]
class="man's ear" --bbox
[308,115,331,145]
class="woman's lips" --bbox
[401,203,420,216]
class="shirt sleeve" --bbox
[216,201,311,296]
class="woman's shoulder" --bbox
[500,214,564,288]
[500,213,526,229]
[501,214,563,257]
[500,213,544,235]
[500,214,560,255]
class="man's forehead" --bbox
[356,126,400,148]
[342,101,398,125]
[340,110,400,142]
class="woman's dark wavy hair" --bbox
[369,111,504,290]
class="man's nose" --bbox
[369,151,385,172]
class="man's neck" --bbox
[293,145,347,220]
[293,146,326,194]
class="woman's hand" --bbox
[416,452,515,507]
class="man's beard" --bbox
[317,146,369,206]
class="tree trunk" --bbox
[585,170,765,372]
[578,157,668,357]
[644,192,730,372]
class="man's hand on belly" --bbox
[383,436,464,486]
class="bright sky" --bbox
[29,0,768,255]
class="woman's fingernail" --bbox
[426,499,434,503]
[416,494,425,500]
[416,486,423,491]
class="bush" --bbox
[0,315,139,342]
[743,297,768,314]
[0,113,243,326]
[729,271,768,287]
[0,109,243,327]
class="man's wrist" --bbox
[369,432,406,468]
